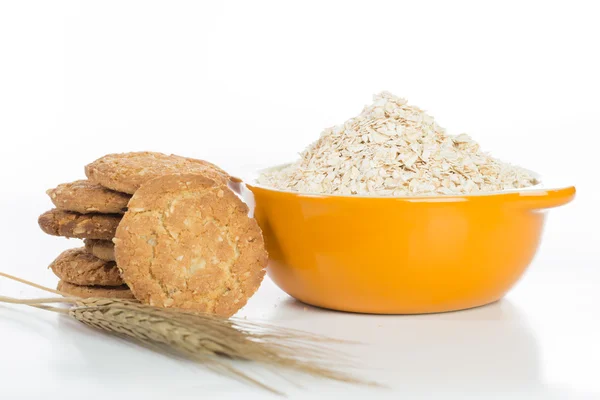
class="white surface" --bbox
[0,1,599,399]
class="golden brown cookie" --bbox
[57,280,135,300]
[49,247,123,286]
[114,173,268,317]
[84,239,115,261]
[85,152,231,194]
[38,209,121,240]
[46,180,131,214]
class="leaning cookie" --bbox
[38,209,121,240]
[114,173,268,317]
[49,247,123,286]
[57,280,135,300]
[85,151,231,194]
[47,180,131,214]
[84,239,115,261]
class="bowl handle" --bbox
[514,186,576,210]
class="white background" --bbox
[0,1,598,399]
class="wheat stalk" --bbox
[0,272,379,395]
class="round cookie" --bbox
[47,180,131,214]
[85,152,231,194]
[38,209,121,240]
[114,173,268,317]
[49,247,123,286]
[84,239,115,261]
[57,280,135,300]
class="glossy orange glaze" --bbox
[246,185,576,314]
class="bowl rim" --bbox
[241,163,576,202]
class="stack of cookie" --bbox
[39,180,136,299]
[39,152,268,317]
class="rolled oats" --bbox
[258,92,538,196]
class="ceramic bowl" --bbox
[241,168,575,314]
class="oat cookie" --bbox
[84,239,115,261]
[85,152,231,194]
[49,247,123,286]
[114,173,268,317]
[38,209,121,240]
[46,180,131,214]
[57,280,135,300]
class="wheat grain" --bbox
[0,272,378,395]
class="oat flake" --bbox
[258,92,538,196]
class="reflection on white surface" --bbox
[235,279,595,399]
[241,288,540,396]
[290,301,538,390]
[0,272,598,399]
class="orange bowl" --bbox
[243,178,575,314]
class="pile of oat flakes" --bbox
[258,92,537,196]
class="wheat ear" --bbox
[0,272,380,395]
